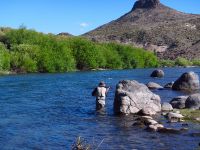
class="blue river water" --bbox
[0,68,200,150]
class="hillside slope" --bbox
[84,0,200,59]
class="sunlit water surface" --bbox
[0,68,200,150]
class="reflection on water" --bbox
[0,67,200,150]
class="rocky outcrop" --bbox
[167,112,184,123]
[170,96,188,109]
[114,80,161,115]
[150,69,164,78]
[185,93,200,110]
[146,82,163,89]
[172,72,200,92]
[132,0,160,10]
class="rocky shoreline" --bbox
[113,69,200,134]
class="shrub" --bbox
[175,57,192,67]
[0,43,10,70]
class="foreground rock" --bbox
[170,96,188,109]
[114,80,161,115]
[150,69,164,78]
[146,82,163,90]
[185,93,200,110]
[172,72,200,91]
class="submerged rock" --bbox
[114,80,161,115]
[146,82,163,90]
[150,69,164,78]
[172,72,200,91]
[170,96,188,109]
[164,82,174,89]
[158,127,188,134]
[185,93,200,110]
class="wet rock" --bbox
[146,82,163,90]
[167,112,184,122]
[150,69,164,78]
[147,124,164,132]
[170,96,188,109]
[162,102,173,112]
[185,93,200,110]
[164,82,174,89]
[172,72,200,91]
[158,127,188,134]
[114,80,161,115]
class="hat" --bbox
[99,81,106,87]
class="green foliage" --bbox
[175,57,192,67]
[0,43,10,70]
[192,59,200,66]
[0,28,159,73]
[159,59,175,67]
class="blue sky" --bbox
[0,0,199,35]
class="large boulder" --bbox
[170,96,188,109]
[146,82,163,90]
[172,72,200,91]
[185,93,200,110]
[150,69,164,78]
[114,80,161,115]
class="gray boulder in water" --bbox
[172,72,200,91]
[185,93,200,110]
[114,80,161,115]
[170,96,188,109]
[150,69,164,78]
[146,82,163,90]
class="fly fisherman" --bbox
[92,81,110,110]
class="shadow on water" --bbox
[0,67,200,149]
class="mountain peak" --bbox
[132,0,160,10]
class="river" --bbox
[0,67,199,150]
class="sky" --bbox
[0,0,200,35]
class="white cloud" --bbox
[80,22,89,28]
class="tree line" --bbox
[0,27,159,73]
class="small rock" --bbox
[167,112,184,123]
[158,127,188,134]
[147,124,164,132]
[140,107,157,116]
[146,82,163,90]
[150,69,164,78]
[164,82,174,89]
[146,119,158,125]
[162,102,173,112]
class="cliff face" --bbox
[83,0,200,59]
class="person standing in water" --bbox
[92,81,110,110]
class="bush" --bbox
[159,59,175,67]
[175,57,192,67]
[0,43,10,70]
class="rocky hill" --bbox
[83,0,200,59]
